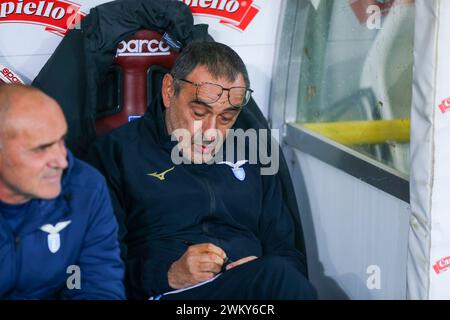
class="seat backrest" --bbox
[95,30,179,136]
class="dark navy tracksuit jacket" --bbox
[0,151,125,299]
[87,100,307,299]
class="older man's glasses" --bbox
[174,77,253,108]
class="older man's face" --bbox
[0,92,68,204]
[162,65,246,163]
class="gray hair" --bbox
[171,41,250,95]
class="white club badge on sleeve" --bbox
[40,221,72,254]
[218,160,248,181]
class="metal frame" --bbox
[269,0,410,203]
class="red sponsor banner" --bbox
[0,0,85,37]
[0,64,25,84]
[434,256,450,275]
[0,0,258,37]
[439,97,450,114]
[182,0,260,31]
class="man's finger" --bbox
[226,256,258,270]
[197,252,225,266]
[192,243,227,260]
[198,262,222,274]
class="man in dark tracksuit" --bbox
[0,85,125,299]
[88,42,317,300]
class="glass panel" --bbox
[295,0,415,177]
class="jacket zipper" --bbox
[201,177,216,216]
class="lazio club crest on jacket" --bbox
[218,160,248,181]
[40,220,72,253]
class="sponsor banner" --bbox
[0,0,259,38]
[116,39,171,57]
[0,0,85,37]
[434,256,450,275]
[180,0,260,31]
[0,64,25,84]
[0,0,262,40]
[439,97,450,114]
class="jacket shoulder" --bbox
[96,116,157,149]
[66,157,108,192]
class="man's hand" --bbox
[225,256,258,271]
[168,243,227,289]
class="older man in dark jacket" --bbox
[88,42,316,300]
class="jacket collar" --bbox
[144,94,178,152]
[61,149,75,188]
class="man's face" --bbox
[162,65,246,163]
[0,93,68,204]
